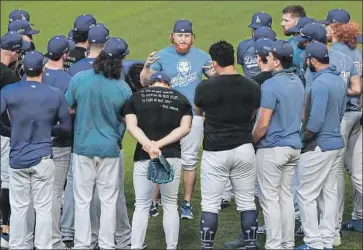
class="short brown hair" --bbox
[282,5,306,18]
[331,21,360,49]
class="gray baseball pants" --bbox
[201,143,256,214]
[72,153,120,249]
[336,111,362,236]
[9,156,54,249]
[298,146,342,249]
[131,158,182,250]
[256,147,301,249]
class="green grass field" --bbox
[1,1,363,249]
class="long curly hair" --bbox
[331,21,360,49]
[93,51,123,80]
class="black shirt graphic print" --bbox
[123,86,192,161]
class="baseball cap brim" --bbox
[248,23,261,29]
[318,19,331,25]
[67,39,76,51]
[24,29,40,35]
[295,34,310,42]
[287,27,300,33]
[123,48,130,56]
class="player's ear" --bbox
[169,33,174,44]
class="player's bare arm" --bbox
[347,75,361,96]
[125,113,159,153]
[252,107,273,144]
[140,51,159,87]
[154,115,192,149]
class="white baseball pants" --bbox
[297,146,341,249]
[256,147,301,249]
[9,156,54,249]
[72,154,120,249]
[201,143,256,214]
[131,158,182,250]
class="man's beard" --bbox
[173,41,193,55]
[283,29,293,36]
[308,64,317,73]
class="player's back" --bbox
[125,86,192,160]
[237,38,260,79]
[43,68,71,93]
[67,58,95,77]
[195,74,261,151]
[67,69,132,157]
[2,81,65,167]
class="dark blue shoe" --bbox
[180,200,193,220]
[342,219,363,233]
[224,233,245,249]
[295,244,319,249]
[1,233,10,249]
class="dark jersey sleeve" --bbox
[194,80,208,108]
[123,94,137,116]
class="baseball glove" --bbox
[147,154,174,184]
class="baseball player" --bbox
[67,24,109,76]
[296,41,346,250]
[192,40,260,250]
[42,35,76,249]
[236,12,273,79]
[1,50,72,249]
[124,62,145,92]
[285,16,316,78]
[8,9,35,51]
[281,5,306,69]
[252,40,304,249]
[65,37,132,249]
[7,19,39,79]
[64,14,97,71]
[0,31,31,249]
[140,19,216,219]
[325,15,363,236]
[124,71,192,249]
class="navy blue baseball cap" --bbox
[270,40,293,58]
[173,19,193,33]
[358,34,362,44]
[103,37,129,58]
[23,50,48,71]
[295,23,327,43]
[8,20,39,36]
[248,12,272,29]
[9,9,30,23]
[319,9,350,25]
[253,27,276,41]
[73,14,96,32]
[88,24,109,43]
[68,29,74,41]
[287,17,316,33]
[0,31,30,51]
[305,41,329,61]
[255,38,274,57]
[46,35,76,58]
[150,72,171,84]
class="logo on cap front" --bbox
[256,16,261,23]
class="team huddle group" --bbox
[0,3,362,250]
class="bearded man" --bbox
[140,19,216,220]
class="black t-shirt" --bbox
[63,46,87,71]
[0,63,20,137]
[123,86,192,161]
[252,71,273,86]
[194,74,261,151]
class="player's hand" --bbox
[202,61,217,76]
[145,52,160,68]
[142,142,161,159]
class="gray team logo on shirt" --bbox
[339,58,350,85]
[170,59,197,88]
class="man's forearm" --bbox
[140,67,152,87]
[347,87,361,96]
[157,126,191,148]
[127,125,153,147]
[252,124,268,145]
[302,129,315,142]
